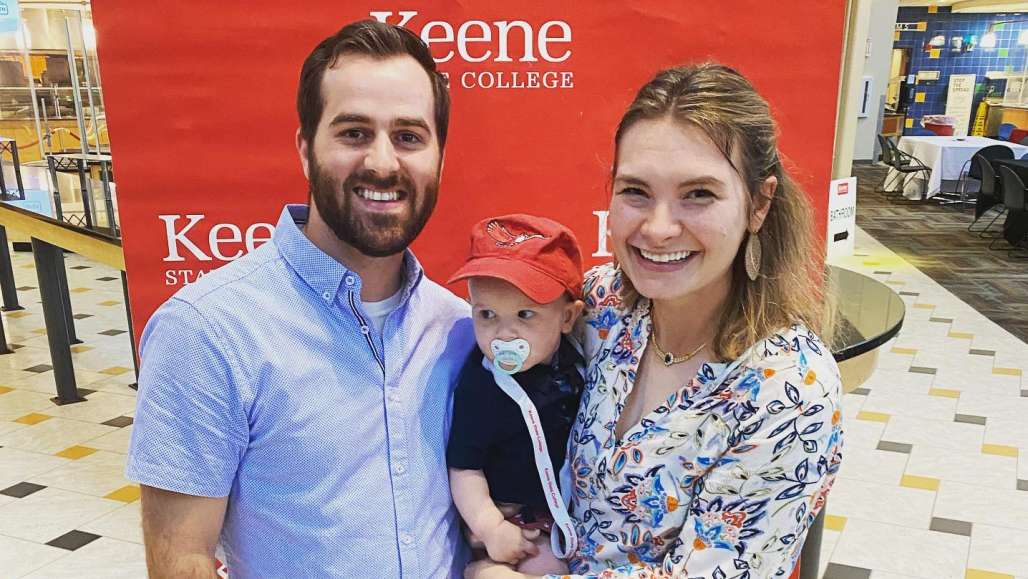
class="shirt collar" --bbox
[272,204,424,304]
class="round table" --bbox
[799,265,905,579]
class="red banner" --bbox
[91,1,845,340]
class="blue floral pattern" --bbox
[552,263,843,579]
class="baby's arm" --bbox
[449,467,539,564]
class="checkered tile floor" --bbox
[0,227,1025,578]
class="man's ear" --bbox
[749,175,777,232]
[296,128,310,180]
[561,299,585,333]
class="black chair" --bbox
[992,167,1028,255]
[877,134,907,192]
[883,138,931,201]
[969,155,1005,236]
[952,145,1014,206]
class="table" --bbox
[885,136,1028,200]
[798,265,905,579]
[46,152,117,235]
[0,136,26,201]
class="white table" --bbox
[885,136,1028,199]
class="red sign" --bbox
[91,1,845,341]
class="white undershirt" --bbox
[363,289,403,334]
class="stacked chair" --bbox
[993,166,1028,257]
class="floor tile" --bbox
[881,415,985,452]
[0,481,46,498]
[21,537,147,579]
[905,444,1017,490]
[79,502,142,544]
[0,388,57,420]
[29,450,134,497]
[0,417,116,454]
[968,523,1028,576]
[0,446,70,489]
[929,517,973,537]
[46,529,101,551]
[831,519,968,579]
[836,446,908,485]
[934,480,1028,531]
[826,478,935,529]
[824,563,873,579]
[0,533,67,577]
[43,391,137,424]
[0,486,121,542]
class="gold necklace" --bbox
[649,325,707,367]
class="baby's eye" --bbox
[517,310,536,320]
[478,310,496,320]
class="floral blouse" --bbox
[553,263,843,579]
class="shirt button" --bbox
[322,290,332,301]
[360,325,370,334]
[344,276,356,286]
[394,464,406,475]
[401,534,413,546]
[388,392,400,403]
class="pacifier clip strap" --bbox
[490,368,579,560]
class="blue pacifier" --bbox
[490,338,531,375]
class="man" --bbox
[127,20,475,578]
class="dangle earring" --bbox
[745,230,762,281]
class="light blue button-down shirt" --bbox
[127,204,476,578]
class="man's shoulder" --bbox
[171,241,283,309]
[412,274,471,320]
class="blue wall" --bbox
[894,6,1028,134]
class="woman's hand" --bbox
[464,558,538,579]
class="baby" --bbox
[447,214,585,575]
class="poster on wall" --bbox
[826,177,857,261]
[90,1,846,340]
[945,73,976,136]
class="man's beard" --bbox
[308,154,439,258]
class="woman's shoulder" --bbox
[739,323,840,388]
[582,262,627,312]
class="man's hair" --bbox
[297,19,450,148]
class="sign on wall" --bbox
[946,73,976,136]
[91,1,847,340]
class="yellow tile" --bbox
[0,385,13,395]
[70,345,93,354]
[900,474,940,491]
[100,366,132,376]
[14,413,51,425]
[905,118,914,128]
[993,367,1023,377]
[862,261,881,266]
[928,5,938,13]
[5,311,30,318]
[948,331,974,340]
[917,21,928,31]
[982,444,1019,458]
[856,411,891,423]
[913,303,936,310]
[891,347,918,355]
[966,570,1015,579]
[105,484,141,503]
[929,48,941,59]
[54,445,98,460]
[894,30,901,42]
[825,515,847,531]
[31,328,47,335]
[886,280,906,286]
[69,287,91,293]
[98,300,121,306]
[929,388,961,399]
[916,92,927,103]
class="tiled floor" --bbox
[0,225,1025,577]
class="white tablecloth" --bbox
[885,136,1028,199]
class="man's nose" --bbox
[363,134,400,176]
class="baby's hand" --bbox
[481,519,540,564]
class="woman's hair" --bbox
[612,62,835,360]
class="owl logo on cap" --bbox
[486,220,546,248]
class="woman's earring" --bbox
[745,231,762,281]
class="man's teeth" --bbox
[639,248,693,263]
[356,188,400,202]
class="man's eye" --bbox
[478,310,495,320]
[341,128,367,140]
[396,132,423,145]
[517,310,536,320]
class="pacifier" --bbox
[490,338,531,375]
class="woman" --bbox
[468,63,842,579]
